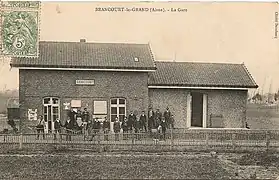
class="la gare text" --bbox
[95,7,188,13]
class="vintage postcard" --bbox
[0,1,279,180]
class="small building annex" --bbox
[10,40,258,133]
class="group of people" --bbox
[36,107,175,141]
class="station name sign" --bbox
[75,80,95,85]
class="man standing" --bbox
[68,108,76,125]
[164,107,171,128]
[154,109,162,128]
[128,111,136,132]
[148,107,154,132]
[82,108,90,139]
[170,114,175,129]
[103,117,110,141]
[64,117,73,141]
[160,117,167,141]
[113,117,121,141]
[134,117,142,140]
[121,117,129,140]
[54,118,63,140]
[139,111,147,132]
[36,115,45,140]
[89,118,101,141]
[76,110,83,132]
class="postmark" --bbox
[2,11,39,57]
[0,1,41,58]
[1,1,40,9]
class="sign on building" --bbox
[94,101,107,114]
[71,100,81,107]
[76,80,95,85]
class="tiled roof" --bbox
[148,61,258,88]
[10,41,156,70]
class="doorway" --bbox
[43,97,60,133]
[191,92,203,127]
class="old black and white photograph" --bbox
[0,1,278,179]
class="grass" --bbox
[0,154,231,179]
[246,103,279,129]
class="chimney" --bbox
[80,39,86,43]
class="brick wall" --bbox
[19,69,149,132]
[207,90,247,128]
[149,89,248,128]
[148,89,188,128]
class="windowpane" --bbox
[119,99,125,104]
[44,98,50,104]
[111,115,117,122]
[53,115,58,121]
[44,115,47,122]
[119,107,125,115]
[111,107,117,114]
[53,107,59,114]
[48,105,51,120]
[111,99,117,104]
[53,98,59,104]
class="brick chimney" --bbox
[80,39,86,43]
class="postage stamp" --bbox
[0,1,41,57]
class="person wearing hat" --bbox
[89,118,101,141]
[160,117,167,141]
[139,111,147,132]
[148,107,155,132]
[82,108,90,136]
[113,117,121,141]
[64,117,74,141]
[54,118,63,140]
[103,117,110,141]
[128,111,136,132]
[121,117,129,140]
[154,109,162,128]
[36,115,45,140]
[164,107,171,128]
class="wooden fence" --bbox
[0,129,279,152]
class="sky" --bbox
[0,2,278,94]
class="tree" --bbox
[252,93,262,101]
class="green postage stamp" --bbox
[1,1,41,57]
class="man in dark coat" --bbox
[134,118,142,140]
[148,107,155,132]
[154,109,162,128]
[89,118,101,141]
[82,108,90,133]
[164,107,171,128]
[64,117,74,141]
[160,117,167,141]
[121,117,129,140]
[113,117,121,141]
[36,115,45,140]
[54,118,63,140]
[103,117,110,141]
[68,109,76,124]
[128,111,136,132]
[139,111,147,132]
[170,114,175,129]
[76,110,83,132]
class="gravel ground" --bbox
[0,153,231,180]
[0,152,278,180]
